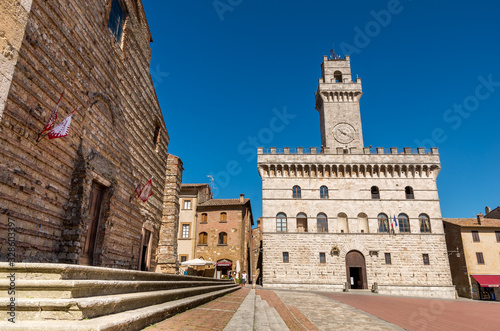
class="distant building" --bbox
[195,194,253,279]
[0,0,180,273]
[443,206,500,301]
[177,184,211,263]
[251,217,263,285]
[257,55,455,298]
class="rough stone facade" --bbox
[195,196,253,278]
[257,55,455,299]
[0,0,177,271]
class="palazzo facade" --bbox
[257,55,455,298]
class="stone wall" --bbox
[0,0,173,270]
[156,154,183,274]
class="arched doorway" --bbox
[345,250,367,289]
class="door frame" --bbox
[345,250,368,289]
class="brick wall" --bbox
[0,0,173,270]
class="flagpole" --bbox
[36,90,65,143]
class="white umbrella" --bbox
[236,260,241,275]
[181,258,215,266]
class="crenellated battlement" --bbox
[257,147,439,155]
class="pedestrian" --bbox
[183,269,188,276]
[242,271,247,287]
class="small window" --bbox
[377,213,389,233]
[398,214,410,233]
[472,231,480,242]
[319,252,326,263]
[371,186,380,199]
[108,0,127,43]
[320,186,328,199]
[180,255,188,263]
[218,232,227,245]
[405,186,414,199]
[183,200,192,210]
[293,185,301,199]
[334,70,343,83]
[199,232,207,245]
[181,224,190,238]
[317,213,328,232]
[201,213,207,223]
[385,253,392,265]
[419,214,431,233]
[220,212,227,222]
[423,254,430,265]
[283,252,289,263]
[276,213,287,232]
[496,231,500,243]
[476,252,484,264]
[153,124,161,152]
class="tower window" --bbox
[472,231,480,242]
[218,232,227,245]
[292,185,301,199]
[423,254,430,265]
[371,186,380,199]
[419,214,431,233]
[496,231,500,242]
[153,124,161,152]
[108,0,127,43]
[317,213,328,232]
[385,253,392,265]
[183,200,192,210]
[334,70,343,83]
[181,224,190,238]
[276,213,287,232]
[398,214,410,233]
[377,213,389,233]
[405,186,414,199]
[201,213,207,223]
[283,252,289,263]
[476,252,484,264]
[320,186,328,199]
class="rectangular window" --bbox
[181,224,190,238]
[319,252,326,263]
[183,200,192,210]
[220,212,227,222]
[422,254,430,265]
[496,231,500,243]
[472,231,480,242]
[385,253,392,265]
[201,213,207,223]
[180,255,188,263]
[476,252,485,264]
[283,252,289,263]
[108,0,126,43]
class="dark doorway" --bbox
[81,182,104,266]
[139,229,152,271]
[345,250,368,289]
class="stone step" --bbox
[0,284,238,321]
[0,263,229,283]
[0,286,239,331]
[0,279,228,299]
[254,296,272,330]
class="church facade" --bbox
[257,55,455,298]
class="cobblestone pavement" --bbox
[274,290,399,331]
[146,288,250,330]
[320,292,500,331]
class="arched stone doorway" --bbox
[345,250,367,289]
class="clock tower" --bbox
[315,55,364,151]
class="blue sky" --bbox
[142,0,500,220]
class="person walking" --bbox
[242,271,247,287]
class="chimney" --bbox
[239,194,245,203]
[485,206,491,215]
[477,213,483,225]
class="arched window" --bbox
[317,213,328,232]
[218,232,227,245]
[357,212,369,233]
[398,213,410,233]
[199,232,208,245]
[201,213,207,223]
[371,186,380,199]
[337,212,348,233]
[220,212,227,222]
[419,214,431,233]
[405,186,414,199]
[377,213,389,233]
[334,70,343,83]
[320,186,328,199]
[276,213,287,232]
[293,185,301,199]
[296,212,308,232]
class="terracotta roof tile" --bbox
[443,217,500,228]
[198,198,250,207]
[181,183,210,188]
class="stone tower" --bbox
[315,55,364,151]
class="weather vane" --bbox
[330,44,341,59]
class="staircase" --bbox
[0,263,239,330]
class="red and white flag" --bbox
[37,91,64,141]
[48,108,77,139]
[138,178,153,202]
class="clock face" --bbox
[333,123,355,144]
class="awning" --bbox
[216,262,232,267]
[472,275,500,287]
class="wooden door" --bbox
[139,229,152,271]
[81,182,104,265]
[345,250,368,289]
